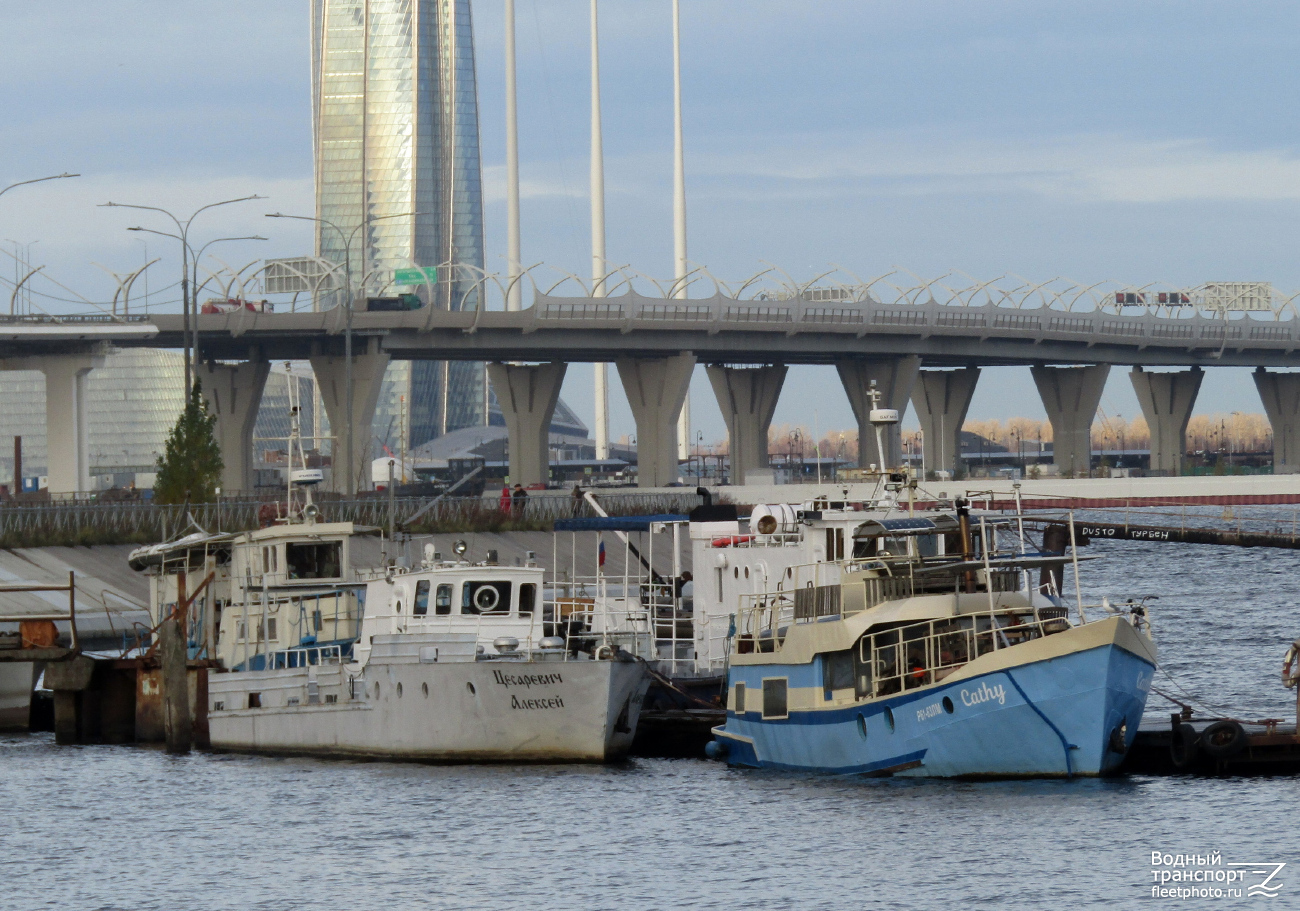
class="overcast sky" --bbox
[4,1,1300,443]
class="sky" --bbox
[4,1,1300,444]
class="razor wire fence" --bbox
[0,490,708,548]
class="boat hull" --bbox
[714,617,1155,778]
[0,662,33,732]
[208,658,651,763]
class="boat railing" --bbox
[734,593,798,653]
[546,575,694,673]
[860,610,1073,696]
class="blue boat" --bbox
[708,505,1157,778]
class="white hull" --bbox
[208,658,651,762]
[0,661,33,731]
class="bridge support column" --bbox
[1129,367,1201,476]
[1032,364,1110,477]
[616,353,696,488]
[487,362,567,488]
[1253,368,1300,474]
[911,367,980,477]
[837,356,920,469]
[0,355,105,495]
[310,342,390,493]
[198,358,270,493]
[706,364,786,485]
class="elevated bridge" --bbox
[6,273,1300,493]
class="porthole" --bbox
[856,713,868,740]
[374,682,381,699]
[943,696,954,714]
[396,601,403,613]
[734,567,739,579]
[884,706,895,732]
[786,567,792,579]
[422,682,429,698]
[466,682,476,695]
[396,683,403,698]
[744,567,750,579]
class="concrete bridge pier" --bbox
[616,353,696,488]
[837,356,920,469]
[41,356,102,494]
[705,364,786,485]
[1129,367,1202,475]
[911,367,980,477]
[310,341,391,493]
[487,362,567,488]
[198,358,270,493]
[1032,364,1110,477]
[1,354,104,493]
[1253,368,1300,473]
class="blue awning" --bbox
[553,514,689,532]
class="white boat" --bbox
[129,380,652,762]
[130,516,653,762]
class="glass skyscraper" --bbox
[311,0,488,454]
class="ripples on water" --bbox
[3,526,1300,910]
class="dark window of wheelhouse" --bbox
[414,580,430,615]
[518,583,536,616]
[462,581,511,615]
[435,584,452,615]
[286,541,341,579]
[734,682,746,713]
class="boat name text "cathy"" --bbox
[493,670,564,689]
[960,681,1006,707]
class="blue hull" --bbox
[715,643,1155,777]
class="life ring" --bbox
[711,535,754,548]
[1283,639,1300,688]
[473,585,501,612]
[1200,719,1248,760]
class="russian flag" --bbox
[598,538,606,568]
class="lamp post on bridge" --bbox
[265,210,419,496]
[0,173,79,201]
[127,228,266,350]
[100,195,265,395]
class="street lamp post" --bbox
[0,173,79,201]
[128,228,266,365]
[265,210,418,495]
[100,195,264,394]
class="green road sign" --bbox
[394,266,437,285]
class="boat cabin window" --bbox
[734,682,746,713]
[286,541,341,579]
[462,581,511,615]
[518,583,536,616]
[821,650,854,693]
[761,678,788,719]
[414,580,430,615]
[824,528,845,561]
[435,584,452,615]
